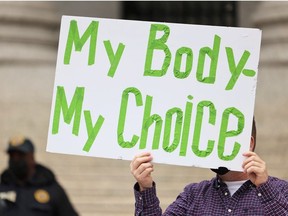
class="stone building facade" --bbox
[0,2,287,215]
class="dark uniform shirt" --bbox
[0,164,78,216]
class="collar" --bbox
[213,176,224,189]
[212,176,255,190]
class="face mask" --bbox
[211,167,230,175]
[9,159,29,180]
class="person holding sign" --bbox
[0,135,79,216]
[130,119,288,215]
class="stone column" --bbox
[252,2,288,178]
[0,2,59,164]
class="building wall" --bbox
[238,1,259,27]
[54,2,121,19]
[0,2,287,216]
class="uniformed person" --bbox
[0,136,79,216]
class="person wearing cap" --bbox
[0,136,79,216]
[130,118,288,215]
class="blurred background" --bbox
[0,1,287,215]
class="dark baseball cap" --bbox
[6,135,35,154]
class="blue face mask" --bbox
[211,167,230,175]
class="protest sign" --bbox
[47,16,261,171]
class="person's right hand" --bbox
[130,152,154,191]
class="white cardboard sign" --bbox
[47,16,261,171]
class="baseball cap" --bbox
[6,135,35,154]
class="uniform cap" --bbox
[6,135,35,154]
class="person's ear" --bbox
[250,136,255,151]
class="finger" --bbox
[242,154,264,167]
[246,165,266,175]
[132,152,152,165]
[242,155,257,167]
[243,159,265,171]
[242,151,256,157]
[132,153,152,169]
[138,167,154,179]
[136,163,154,176]
[130,156,153,174]
[132,164,154,183]
[243,160,262,172]
[131,156,153,172]
[133,162,153,177]
[135,151,151,158]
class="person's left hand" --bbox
[242,151,268,187]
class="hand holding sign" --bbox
[130,152,154,191]
[242,151,268,187]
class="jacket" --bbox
[0,164,78,216]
